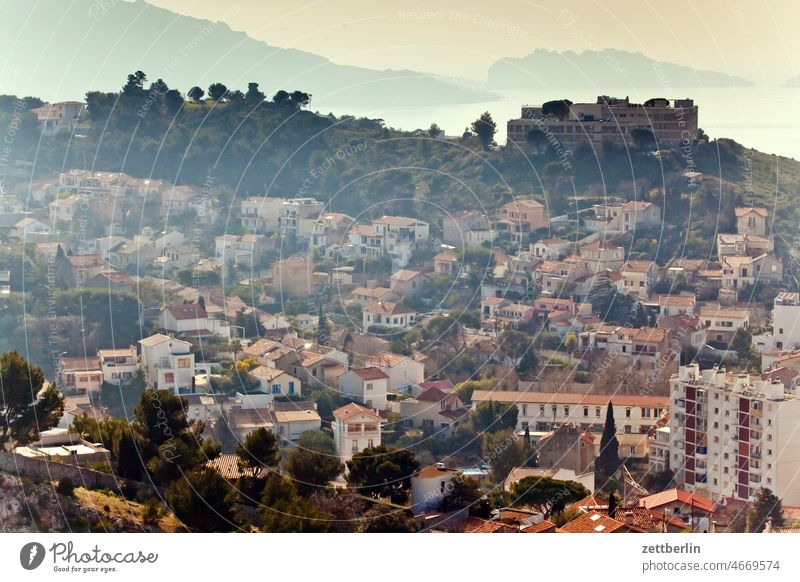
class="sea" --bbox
[316,85,800,161]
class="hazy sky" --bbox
[145,0,798,84]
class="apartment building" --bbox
[442,211,495,248]
[584,201,661,234]
[579,240,625,273]
[470,390,668,434]
[240,196,284,233]
[669,364,800,505]
[619,260,659,299]
[97,347,138,386]
[280,198,325,236]
[507,96,699,149]
[372,215,430,266]
[32,101,85,136]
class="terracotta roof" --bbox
[272,409,321,424]
[250,366,289,382]
[417,386,452,402]
[463,517,518,533]
[418,379,454,392]
[351,367,389,381]
[373,215,422,227]
[471,390,668,408]
[65,253,106,268]
[735,207,768,217]
[332,402,382,422]
[434,252,458,262]
[363,302,416,315]
[506,198,544,210]
[522,520,557,533]
[244,338,281,357]
[417,465,461,478]
[621,260,656,273]
[622,200,653,211]
[559,511,630,533]
[639,489,714,514]
[390,269,422,282]
[352,286,392,298]
[165,303,207,320]
[366,351,412,368]
[59,356,101,371]
[206,453,267,480]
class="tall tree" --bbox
[245,82,265,103]
[0,351,63,447]
[166,467,235,532]
[346,445,419,503]
[598,402,621,478]
[236,427,280,476]
[284,431,343,496]
[746,488,784,532]
[187,86,205,102]
[526,127,549,154]
[357,504,418,533]
[511,476,589,517]
[470,111,497,151]
[207,83,228,102]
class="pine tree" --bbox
[598,402,620,477]
[524,425,531,445]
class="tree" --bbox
[511,476,589,517]
[0,351,64,447]
[187,86,205,102]
[133,388,215,484]
[166,467,235,532]
[631,128,657,151]
[207,83,228,102]
[309,490,366,533]
[470,111,496,151]
[289,90,311,109]
[499,329,538,373]
[227,89,245,102]
[428,123,443,138]
[346,445,420,503]
[272,90,291,107]
[357,504,417,533]
[483,429,535,482]
[259,472,328,532]
[526,127,549,154]
[245,82,265,103]
[471,400,518,433]
[317,302,331,345]
[746,488,784,532]
[564,332,578,354]
[284,431,343,496]
[608,491,618,515]
[541,99,572,119]
[113,427,143,481]
[163,89,184,115]
[598,402,621,478]
[442,476,483,512]
[453,378,494,406]
[236,427,280,476]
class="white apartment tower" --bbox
[669,364,800,505]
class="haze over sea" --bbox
[319,85,800,160]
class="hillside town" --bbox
[0,85,797,536]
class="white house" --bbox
[363,302,417,330]
[365,351,425,392]
[270,403,321,443]
[138,333,198,394]
[332,402,383,464]
[158,303,231,339]
[338,367,390,410]
[97,347,139,386]
[249,366,301,400]
[411,464,462,513]
[240,196,284,233]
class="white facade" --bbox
[366,352,425,392]
[669,364,800,505]
[332,403,383,464]
[138,334,197,394]
[411,465,461,513]
[240,196,284,232]
[97,347,139,386]
[249,366,301,401]
[337,368,389,410]
[771,292,800,352]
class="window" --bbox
[583,406,589,417]
[352,440,359,452]
[288,381,295,395]
[368,439,374,448]
[564,406,570,416]
[178,358,190,368]
[366,382,373,391]
[595,407,601,417]
[522,405,528,416]
[272,384,281,394]
[539,405,545,416]
[625,408,631,418]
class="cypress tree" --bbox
[599,402,620,477]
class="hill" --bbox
[0,0,494,107]
[487,49,753,89]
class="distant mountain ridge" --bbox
[0,0,495,106]
[487,49,753,89]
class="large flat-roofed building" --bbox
[507,96,698,150]
[669,363,800,505]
